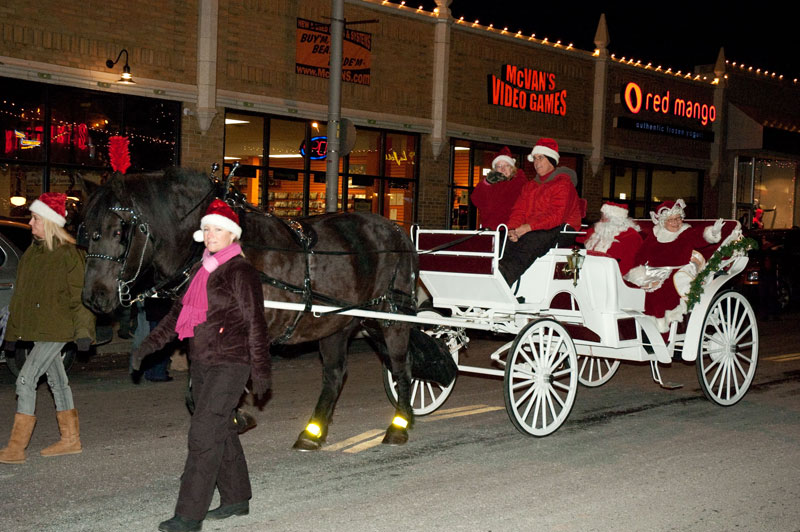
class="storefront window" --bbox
[603,161,701,219]
[752,159,798,229]
[49,89,120,167]
[1,82,46,163]
[226,111,418,223]
[0,164,43,219]
[0,77,180,218]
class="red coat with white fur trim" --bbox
[506,168,581,231]
[632,223,719,320]
[580,226,642,276]
[470,170,527,230]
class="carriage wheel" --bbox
[504,319,578,437]
[576,355,620,387]
[382,311,461,416]
[696,290,759,406]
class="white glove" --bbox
[711,218,724,240]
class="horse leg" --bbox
[381,322,414,446]
[292,321,358,451]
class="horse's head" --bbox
[81,167,214,314]
[81,174,155,313]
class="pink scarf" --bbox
[175,242,242,340]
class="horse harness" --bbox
[82,206,154,307]
[260,217,415,345]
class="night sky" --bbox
[397,1,800,79]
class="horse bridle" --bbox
[84,206,152,307]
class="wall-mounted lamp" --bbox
[106,49,135,84]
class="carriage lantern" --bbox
[562,247,585,286]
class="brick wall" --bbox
[217,0,434,119]
[0,0,197,83]
[447,30,595,143]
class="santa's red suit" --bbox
[470,169,527,230]
[625,200,723,332]
[578,202,642,276]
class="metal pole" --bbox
[326,0,344,212]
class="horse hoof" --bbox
[381,425,409,446]
[292,432,323,452]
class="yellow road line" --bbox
[323,429,384,452]
[763,353,800,362]
[343,435,384,453]
[424,406,504,421]
[428,404,491,417]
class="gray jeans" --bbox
[16,341,73,416]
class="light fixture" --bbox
[10,195,26,207]
[106,48,135,84]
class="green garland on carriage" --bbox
[686,236,758,312]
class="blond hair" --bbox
[38,217,76,251]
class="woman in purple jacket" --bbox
[132,199,271,532]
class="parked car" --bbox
[0,218,111,376]
[737,227,800,317]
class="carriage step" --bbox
[659,381,684,390]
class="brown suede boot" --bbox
[0,413,37,464]
[40,408,82,457]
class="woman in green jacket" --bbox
[0,192,95,464]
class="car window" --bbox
[0,224,32,251]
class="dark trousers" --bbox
[499,227,562,285]
[175,362,252,521]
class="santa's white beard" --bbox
[585,218,638,252]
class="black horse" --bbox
[80,167,418,450]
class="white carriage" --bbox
[383,219,758,437]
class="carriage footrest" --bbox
[650,361,684,390]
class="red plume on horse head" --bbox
[109,135,131,174]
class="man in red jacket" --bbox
[499,138,582,285]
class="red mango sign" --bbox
[623,82,716,126]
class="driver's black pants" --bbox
[174,362,251,521]
[499,227,562,286]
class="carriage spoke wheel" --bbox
[696,290,759,406]
[383,311,462,416]
[504,319,578,437]
[576,355,620,387]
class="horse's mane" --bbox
[84,167,212,231]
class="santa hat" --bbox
[527,138,560,164]
[29,192,67,227]
[601,201,629,220]
[651,199,686,225]
[491,146,516,171]
[192,199,242,242]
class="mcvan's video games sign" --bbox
[488,64,567,116]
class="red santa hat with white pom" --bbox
[193,199,242,242]
[491,146,516,171]
[29,192,68,227]
[527,137,560,164]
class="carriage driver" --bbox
[499,138,583,286]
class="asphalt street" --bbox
[0,312,799,532]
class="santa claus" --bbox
[578,201,642,276]
[624,199,724,332]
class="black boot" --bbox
[158,514,202,532]
[206,500,249,520]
